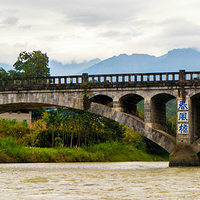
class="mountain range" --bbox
[1,48,200,76]
[77,48,200,75]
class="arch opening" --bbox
[151,93,176,134]
[137,100,144,119]
[166,99,177,136]
[191,93,200,140]
[119,94,144,117]
[90,95,113,107]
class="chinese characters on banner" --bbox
[177,100,189,134]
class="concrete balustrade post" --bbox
[82,73,88,84]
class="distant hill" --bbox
[79,48,200,74]
[49,58,101,76]
[78,54,157,74]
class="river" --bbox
[0,162,199,199]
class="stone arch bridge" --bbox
[0,70,200,166]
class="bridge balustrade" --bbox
[87,72,180,83]
[0,70,199,90]
[185,71,200,81]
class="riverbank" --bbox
[0,137,168,163]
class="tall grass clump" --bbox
[0,137,28,162]
[81,141,166,162]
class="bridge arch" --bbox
[119,93,144,116]
[0,92,84,114]
[148,90,177,99]
[89,95,113,107]
[88,92,115,100]
[150,93,176,131]
[88,102,175,153]
[0,92,175,153]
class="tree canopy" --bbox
[0,50,50,78]
[13,51,50,77]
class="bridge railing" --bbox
[87,72,180,83]
[0,70,199,89]
[185,71,200,81]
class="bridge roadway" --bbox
[0,70,200,166]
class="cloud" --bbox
[98,30,122,38]
[1,16,19,25]
[66,12,107,27]
[13,42,28,48]
[162,18,200,37]
[98,29,142,39]
[5,9,18,14]
[61,0,144,27]
[19,25,32,29]
[0,0,200,65]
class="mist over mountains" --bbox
[49,58,101,76]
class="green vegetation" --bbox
[0,109,168,163]
[166,99,176,119]
[40,107,126,148]
[137,100,144,118]
[0,138,167,163]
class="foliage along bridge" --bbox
[0,70,200,166]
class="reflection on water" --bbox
[0,162,199,199]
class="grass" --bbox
[0,137,168,163]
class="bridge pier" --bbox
[113,98,121,111]
[169,95,200,166]
[144,96,152,127]
[169,145,199,166]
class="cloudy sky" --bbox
[0,0,200,65]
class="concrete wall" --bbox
[0,110,32,124]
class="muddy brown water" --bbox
[0,162,199,199]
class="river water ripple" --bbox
[0,162,199,199]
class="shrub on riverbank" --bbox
[0,137,168,163]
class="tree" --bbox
[0,67,8,78]
[42,107,126,148]
[13,50,50,77]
